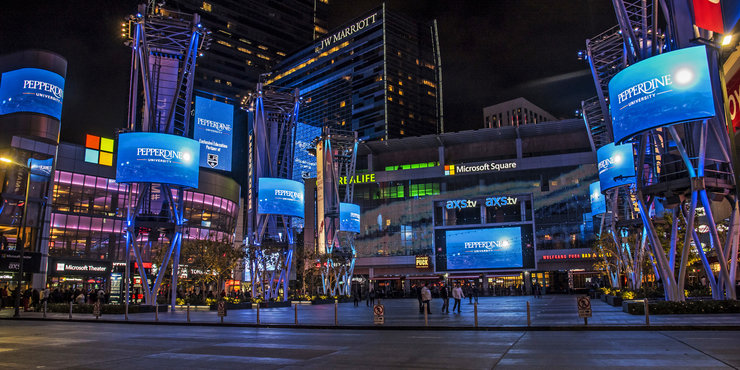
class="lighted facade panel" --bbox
[266,6,443,142]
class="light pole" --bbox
[1,156,31,318]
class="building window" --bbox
[202,2,212,12]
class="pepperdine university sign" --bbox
[316,12,380,51]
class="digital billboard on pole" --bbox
[0,68,65,120]
[590,181,606,215]
[116,133,200,188]
[194,96,234,171]
[339,203,361,233]
[609,46,715,143]
[597,142,636,191]
[258,177,305,218]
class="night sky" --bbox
[0,1,616,143]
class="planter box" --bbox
[311,297,352,305]
[209,302,252,310]
[47,303,167,314]
[600,294,608,302]
[256,301,291,308]
[606,295,623,306]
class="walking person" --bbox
[416,284,423,313]
[421,284,432,314]
[353,286,360,307]
[368,287,376,306]
[472,284,479,304]
[467,284,473,304]
[440,283,450,313]
[452,284,464,313]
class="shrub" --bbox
[626,300,740,315]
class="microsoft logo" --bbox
[84,134,114,166]
[444,165,455,176]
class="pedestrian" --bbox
[421,284,432,314]
[440,283,450,313]
[452,284,464,313]
[368,287,376,306]
[472,284,479,304]
[415,284,423,313]
[353,286,360,307]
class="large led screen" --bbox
[194,96,234,171]
[116,133,200,188]
[339,203,361,233]
[590,181,606,215]
[0,68,65,120]
[597,142,636,191]
[435,225,535,272]
[258,178,305,218]
[609,46,715,143]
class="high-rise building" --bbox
[167,0,329,103]
[265,5,443,142]
[483,97,556,128]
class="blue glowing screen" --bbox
[590,181,606,215]
[445,227,523,270]
[0,68,65,120]
[116,133,200,188]
[597,142,636,191]
[339,203,361,233]
[609,46,715,143]
[194,96,234,171]
[258,177,305,218]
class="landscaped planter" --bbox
[256,301,291,308]
[623,299,740,315]
[47,303,168,314]
[606,295,623,306]
[600,294,608,302]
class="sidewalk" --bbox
[2,295,739,329]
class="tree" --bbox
[180,239,245,300]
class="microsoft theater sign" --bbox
[444,160,518,176]
[316,12,380,51]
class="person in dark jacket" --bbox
[440,283,450,313]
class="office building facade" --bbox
[483,97,556,129]
[266,5,443,142]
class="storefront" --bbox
[47,258,112,292]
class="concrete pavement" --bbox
[0,320,739,368]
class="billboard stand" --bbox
[316,128,359,297]
[246,84,302,302]
[121,3,210,312]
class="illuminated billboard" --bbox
[194,96,234,171]
[116,133,200,188]
[258,177,305,218]
[0,68,65,120]
[597,142,636,191]
[609,46,715,143]
[435,225,535,271]
[590,181,606,215]
[339,203,360,233]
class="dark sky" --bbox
[0,1,616,143]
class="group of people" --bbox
[416,283,468,314]
[0,285,109,311]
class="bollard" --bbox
[644,298,650,326]
[424,302,429,327]
[220,315,224,324]
[256,302,260,324]
[155,304,159,322]
[125,300,129,321]
[334,299,338,326]
[187,303,191,323]
[69,301,73,319]
[526,301,531,327]
[474,302,478,328]
[294,303,298,325]
[43,301,47,319]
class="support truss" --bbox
[317,128,358,296]
[247,84,301,301]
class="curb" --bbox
[3,317,740,331]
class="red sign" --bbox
[693,0,725,33]
[726,67,740,133]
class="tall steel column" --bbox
[316,128,358,296]
[123,3,209,310]
[246,84,301,301]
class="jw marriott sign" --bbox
[316,12,379,51]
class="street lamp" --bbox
[0,156,31,318]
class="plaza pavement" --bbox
[2,295,740,329]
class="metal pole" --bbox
[424,302,428,327]
[526,301,531,327]
[43,300,47,319]
[294,303,298,325]
[644,298,650,326]
[474,302,478,327]
[69,301,72,319]
[13,167,31,318]
[155,303,158,322]
[334,299,338,326]
[256,302,260,324]
[186,303,190,323]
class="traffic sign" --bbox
[577,296,592,318]
[373,303,384,325]
[217,300,227,317]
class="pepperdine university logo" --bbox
[136,147,191,163]
[464,240,510,251]
[23,79,64,102]
[275,189,303,201]
[197,117,232,133]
